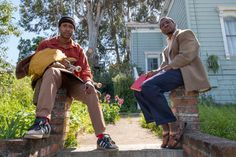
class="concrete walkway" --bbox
[77,113,162,148]
[57,114,184,157]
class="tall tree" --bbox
[99,0,163,65]
[0,0,19,59]
[17,36,44,62]
[18,0,163,67]
[19,0,107,66]
[0,0,19,71]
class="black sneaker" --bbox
[24,117,51,139]
[97,134,118,150]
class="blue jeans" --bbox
[134,69,184,125]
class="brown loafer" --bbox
[161,132,169,148]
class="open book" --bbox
[130,74,150,92]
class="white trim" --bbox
[217,6,236,59]
[185,0,191,28]
[219,10,230,59]
[126,22,161,33]
[126,22,159,28]
[144,51,162,55]
[160,0,172,17]
[160,0,175,17]
[131,29,161,33]
[144,51,161,72]
[129,32,133,64]
[218,6,236,12]
[166,0,175,16]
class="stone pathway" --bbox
[77,113,162,148]
[58,114,184,157]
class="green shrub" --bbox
[139,114,162,137]
[64,101,121,148]
[0,111,34,138]
[112,73,136,112]
[64,101,93,148]
[102,103,120,124]
[93,70,114,97]
[0,76,35,139]
[0,73,121,148]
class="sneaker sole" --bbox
[24,134,50,139]
[24,134,43,139]
[97,146,119,151]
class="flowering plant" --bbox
[102,94,124,123]
[104,94,124,107]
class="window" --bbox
[224,16,236,56]
[144,52,161,72]
[218,6,236,59]
[147,58,159,71]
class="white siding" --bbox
[131,31,163,73]
[167,0,188,29]
[187,0,236,103]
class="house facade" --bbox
[127,0,236,103]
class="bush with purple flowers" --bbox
[102,94,124,123]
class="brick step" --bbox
[57,144,184,157]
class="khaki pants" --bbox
[35,67,106,135]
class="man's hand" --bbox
[83,81,95,94]
[146,64,172,77]
[50,61,66,69]
[161,64,172,71]
[146,68,162,77]
[146,70,158,77]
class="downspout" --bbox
[193,0,200,37]
[184,0,191,28]
[193,0,202,59]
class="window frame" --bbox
[144,51,161,72]
[218,6,236,59]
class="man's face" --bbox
[160,18,176,36]
[59,22,74,39]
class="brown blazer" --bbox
[160,29,211,92]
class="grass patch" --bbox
[199,104,236,141]
[140,98,236,141]
[64,101,120,148]
[139,115,162,137]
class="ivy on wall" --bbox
[207,55,219,74]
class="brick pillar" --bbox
[170,87,199,131]
[51,89,72,146]
[0,89,72,157]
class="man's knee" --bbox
[141,82,159,94]
[43,67,61,78]
[83,87,98,99]
[91,87,97,95]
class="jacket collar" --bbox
[51,36,77,48]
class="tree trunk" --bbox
[114,34,121,64]
[86,0,104,68]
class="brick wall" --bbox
[170,87,236,157]
[170,86,200,131]
[183,132,236,157]
[0,89,71,157]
